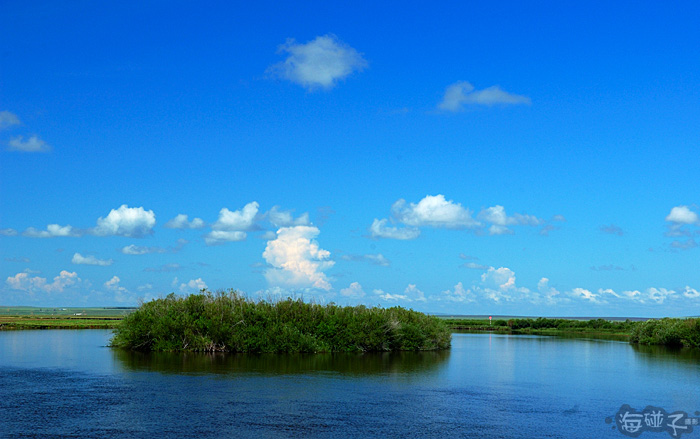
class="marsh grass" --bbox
[629,318,700,348]
[110,290,451,353]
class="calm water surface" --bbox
[1,330,698,438]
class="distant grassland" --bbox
[2,302,699,349]
[0,306,134,329]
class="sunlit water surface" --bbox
[1,330,698,438]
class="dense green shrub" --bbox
[629,318,700,348]
[111,290,451,353]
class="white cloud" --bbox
[536,278,561,304]
[7,135,51,152]
[438,81,531,111]
[372,196,545,239]
[404,284,427,302]
[666,205,699,224]
[71,253,113,266]
[6,270,83,294]
[164,214,205,229]
[442,282,475,303]
[23,224,80,238]
[481,267,516,292]
[204,230,247,246]
[0,111,20,130]
[374,289,408,301]
[211,202,259,231]
[103,276,133,303]
[460,262,490,270]
[263,225,334,290]
[341,253,391,266]
[392,195,479,229]
[269,34,367,90]
[0,228,18,236]
[478,205,544,235]
[569,287,602,304]
[179,278,208,293]
[683,287,700,299]
[92,205,156,237]
[340,282,366,298]
[121,244,166,255]
[267,206,310,228]
[369,218,420,240]
[375,284,426,302]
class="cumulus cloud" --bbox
[6,270,83,294]
[370,195,547,239]
[536,278,561,305]
[267,206,310,228]
[102,276,134,303]
[340,282,366,298]
[268,34,367,90]
[7,135,51,153]
[92,205,156,237]
[23,224,80,238]
[666,205,699,224]
[478,206,544,235]
[0,111,20,130]
[376,284,427,302]
[204,202,259,245]
[442,282,475,303]
[263,226,334,290]
[0,228,18,236]
[341,253,391,266]
[71,253,113,266]
[368,218,420,240]
[164,214,205,229]
[179,278,208,293]
[438,81,531,112]
[392,195,479,229]
[569,287,602,304]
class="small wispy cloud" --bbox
[71,253,113,266]
[8,135,51,153]
[164,214,205,229]
[23,224,80,238]
[0,111,21,130]
[438,81,531,112]
[600,224,624,236]
[341,253,390,267]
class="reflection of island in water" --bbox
[631,343,700,365]
[113,348,450,376]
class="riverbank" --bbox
[0,315,123,330]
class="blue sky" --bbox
[1,0,699,317]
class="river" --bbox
[1,330,698,438]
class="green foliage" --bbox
[443,317,638,334]
[629,318,700,348]
[110,290,451,353]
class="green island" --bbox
[110,291,451,352]
[2,292,699,350]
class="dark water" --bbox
[1,331,698,438]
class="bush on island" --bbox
[111,290,451,353]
